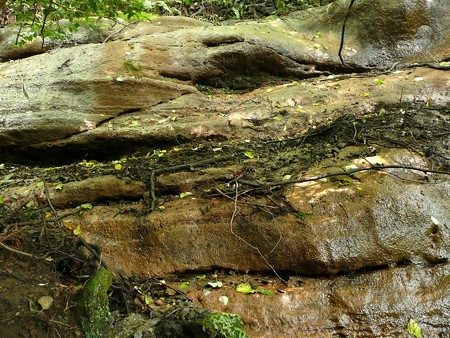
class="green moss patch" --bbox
[76,268,113,338]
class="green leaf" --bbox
[256,289,273,295]
[196,274,207,280]
[79,203,93,210]
[232,7,240,19]
[374,79,384,85]
[0,196,4,204]
[244,151,254,159]
[178,281,190,289]
[407,319,421,338]
[180,192,193,199]
[73,225,82,236]
[144,295,152,305]
[35,181,44,188]
[156,1,172,12]
[54,183,64,191]
[236,283,256,294]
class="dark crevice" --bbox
[0,129,228,166]
[1,138,174,166]
[166,259,450,283]
[314,62,372,73]
[202,36,245,47]
[95,107,143,128]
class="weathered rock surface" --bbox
[48,148,447,277]
[2,175,146,209]
[0,1,449,336]
[296,0,450,66]
[0,0,449,163]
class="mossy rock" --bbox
[76,268,113,338]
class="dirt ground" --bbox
[0,248,82,337]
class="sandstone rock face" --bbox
[295,0,450,66]
[53,149,449,277]
[1,1,449,164]
[0,1,449,336]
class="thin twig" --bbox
[0,241,34,257]
[41,174,58,217]
[229,184,288,284]
[2,211,79,229]
[102,21,139,43]
[239,164,449,188]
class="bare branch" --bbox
[240,164,449,189]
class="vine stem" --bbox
[239,164,449,189]
[338,0,356,66]
[229,182,288,284]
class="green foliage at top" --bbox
[6,0,149,45]
[4,0,337,45]
[201,311,249,338]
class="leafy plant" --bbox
[180,191,193,198]
[4,0,149,46]
[236,282,273,295]
[231,7,240,19]
[178,281,190,289]
[79,203,93,210]
[73,225,82,236]
[243,151,254,159]
[407,319,422,338]
[201,311,249,338]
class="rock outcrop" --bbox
[1,0,449,336]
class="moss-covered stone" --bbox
[76,268,113,338]
[123,60,142,73]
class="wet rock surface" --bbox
[187,264,450,337]
[1,0,449,337]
